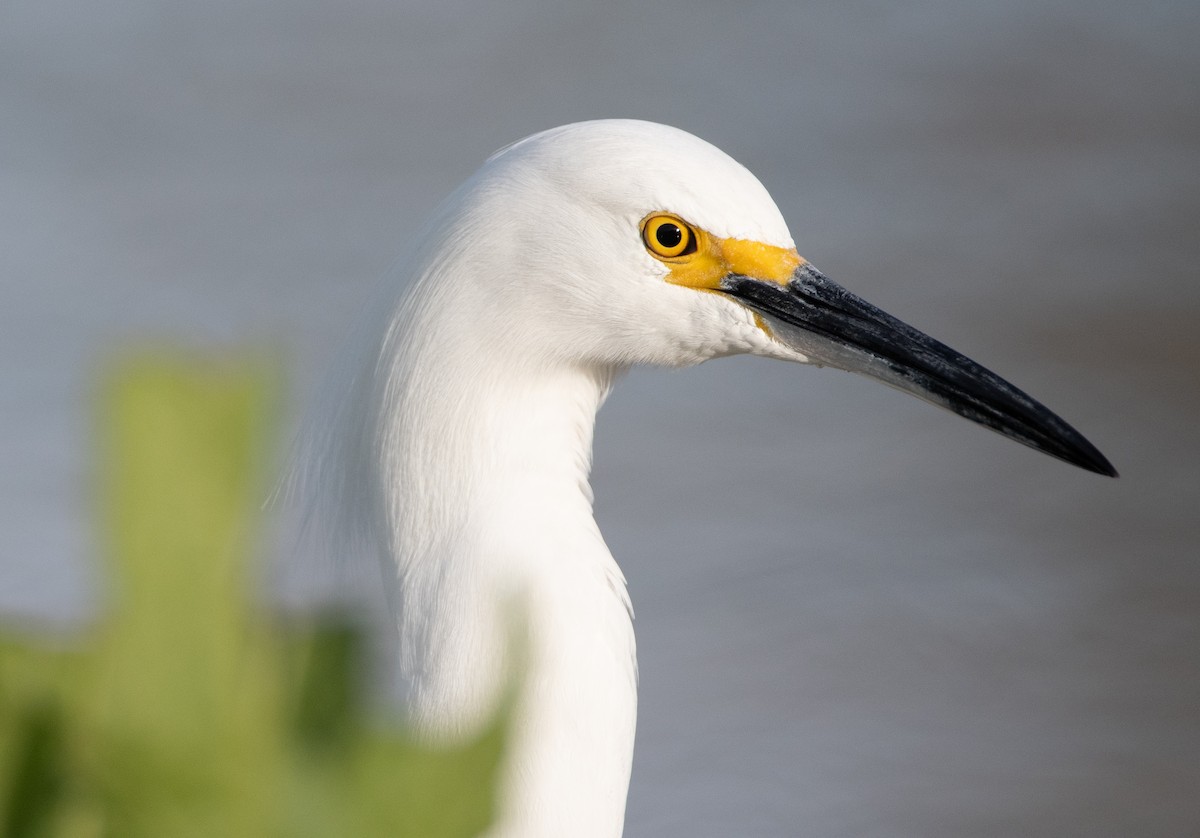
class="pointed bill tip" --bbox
[1070,444,1118,478]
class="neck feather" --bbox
[366,294,636,837]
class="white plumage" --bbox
[292,119,1114,837]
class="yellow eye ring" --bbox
[642,214,698,260]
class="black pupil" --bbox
[656,223,683,249]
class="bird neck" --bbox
[378,311,636,837]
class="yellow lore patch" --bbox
[640,213,803,291]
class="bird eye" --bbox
[642,214,698,259]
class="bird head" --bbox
[410,119,1114,476]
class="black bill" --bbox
[721,264,1117,477]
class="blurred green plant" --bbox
[0,354,508,838]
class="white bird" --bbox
[293,119,1115,838]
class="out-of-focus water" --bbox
[3,1,1198,835]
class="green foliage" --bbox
[0,354,508,838]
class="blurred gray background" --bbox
[3,1,1198,835]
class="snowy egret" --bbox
[294,120,1115,838]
